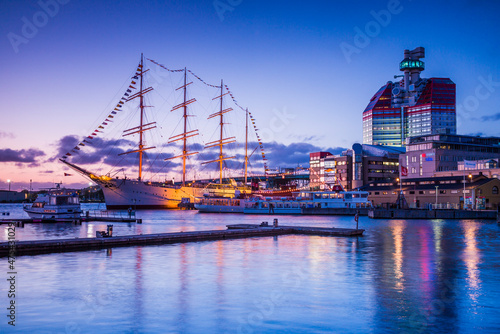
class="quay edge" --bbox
[368,209,498,220]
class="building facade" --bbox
[363,47,456,147]
[309,144,403,191]
[400,134,500,179]
[0,190,27,203]
[309,152,333,190]
[361,174,500,210]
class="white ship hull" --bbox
[98,178,206,209]
[243,190,373,215]
[24,208,82,220]
[194,197,246,213]
[23,191,82,221]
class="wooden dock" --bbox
[226,224,364,236]
[0,216,139,225]
[0,218,82,225]
[368,208,498,220]
[0,224,363,257]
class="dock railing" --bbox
[429,203,460,210]
[85,210,136,219]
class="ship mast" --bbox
[165,68,199,186]
[202,80,236,184]
[119,53,156,181]
[244,108,248,185]
[138,55,145,180]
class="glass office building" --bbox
[363,47,456,147]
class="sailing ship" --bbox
[62,55,255,209]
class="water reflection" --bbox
[177,244,189,333]
[1,203,498,333]
[391,221,406,291]
[461,221,482,301]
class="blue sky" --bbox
[1,0,500,190]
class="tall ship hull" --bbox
[99,179,206,209]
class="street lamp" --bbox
[396,177,402,193]
[7,179,11,191]
[468,174,473,209]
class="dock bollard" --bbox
[136,219,142,224]
[107,225,113,237]
[273,218,278,227]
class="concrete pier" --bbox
[301,208,370,216]
[368,209,498,220]
[0,224,363,257]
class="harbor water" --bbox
[0,203,499,333]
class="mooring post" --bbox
[355,211,359,230]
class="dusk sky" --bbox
[1,0,500,190]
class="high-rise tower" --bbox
[362,47,456,146]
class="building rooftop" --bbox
[359,174,493,192]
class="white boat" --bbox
[194,187,249,213]
[195,197,246,213]
[243,190,372,215]
[61,55,254,209]
[23,189,82,220]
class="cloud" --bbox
[478,113,500,122]
[53,135,136,165]
[56,135,347,179]
[0,148,45,164]
[286,134,325,143]
[0,132,15,139]
[464,132,486,137]
[262,142,346,167]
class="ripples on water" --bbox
[0,204,499,333]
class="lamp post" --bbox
[468,173,473,209]
[435,185,439,209]
[7,179,11,191]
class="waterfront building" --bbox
[400,134,500,179]
[309,151,333,190]
[362,47,456,146]
[0,190,27,203]
[361,174,500,210]
[309,144,404,191]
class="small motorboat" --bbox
[23,186,82,221]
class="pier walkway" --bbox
[0,224,363,257]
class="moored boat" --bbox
[23,188,82,221]
[243,189,372,215]
[195,197,246,213]
[194,186,250,213]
